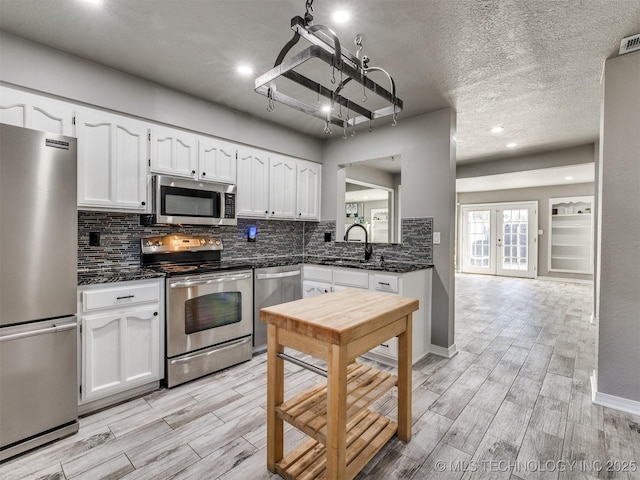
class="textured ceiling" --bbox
[0,0,638,162]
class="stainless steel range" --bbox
[141,234,252,388]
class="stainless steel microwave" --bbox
[149,175,237,226]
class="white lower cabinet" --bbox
[78,279,164,407]
[301,264,432,365]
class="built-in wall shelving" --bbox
[548,196,594,274]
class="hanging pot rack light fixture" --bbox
[254,0,403,138]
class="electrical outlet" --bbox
[89,232,100,246]
[433,232,441,244]
[324,232,332,242]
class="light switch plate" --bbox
[433,232,441,244]
[538,229,543,235]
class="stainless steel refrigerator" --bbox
[0,123,79,461]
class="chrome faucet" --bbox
[344,223,373,262]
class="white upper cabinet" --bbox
[237,149,321,221]
[198,136,237,184]
[269,154,297,219]
[296,160,321,221]
[237,147,270,217]
[76,107,148,212]
[0,86,74,136]
[150,125,198,178]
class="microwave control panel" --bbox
[224,193,236,219]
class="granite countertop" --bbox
[77,267,165,286]
[303,256,433,273]
[77,254,430,286]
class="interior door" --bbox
[461,202,538,279]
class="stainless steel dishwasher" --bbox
[253,265,302,351]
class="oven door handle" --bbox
[169,273,252,288]
[169,337,252,365]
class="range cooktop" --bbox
[141,234,251,277]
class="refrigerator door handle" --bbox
[0,321,77,343]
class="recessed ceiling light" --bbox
[507,142,517,148]
[237,65,254,76]
[490,126,504,134]
[84,0,102,4]
[320,104,332,113]
[332,10,351,23]
[565,176,573,180]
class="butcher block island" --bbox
[260,288,419,480]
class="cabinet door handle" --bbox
[116,295,135,300]
[141,201,146,206]
[380,343,389,348]
[202,172,206,177]
[191,170,196,175]
[153,312,158,316]
[378,282,390,286]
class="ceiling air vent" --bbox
[619,33,640,55]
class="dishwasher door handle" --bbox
[256,270,301,280]
[0,321,77,342]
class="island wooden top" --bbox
[260,289,419,346]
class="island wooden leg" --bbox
[326,343,347,480]
[397,313,413,442]
[266,324,284,472]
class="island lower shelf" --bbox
[277,409,397,480]
[275,362,398,480]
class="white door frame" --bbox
[460,201,539,279]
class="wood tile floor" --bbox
[2,274,639,480]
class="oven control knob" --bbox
[215,240,221,246]
[154,241,162,247]
[200,239,205,245]
[146,240,153,247]
[208,239,214,245]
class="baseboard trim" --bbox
[537,275,594,285]
[430,343,458,358]
[591,370,640,416]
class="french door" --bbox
[461,202,538,279]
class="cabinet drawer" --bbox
[302,281,332,298]
[373,337,398,358]
[373,274,399,293]
[303,265,332,282]
[333,268,369,288]
[82,283,160,313]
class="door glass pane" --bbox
[467,210,490,268]
[501,209,528,270]
[185,292,242,334]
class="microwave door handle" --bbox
[256,270,301,280]
[170,273,252,288]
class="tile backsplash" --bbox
[78,212,303,270]
[303,218,433,264]
[78,213,432,270]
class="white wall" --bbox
[596,50,640,404]
[0,33,322,162]
[323,109,457,350]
